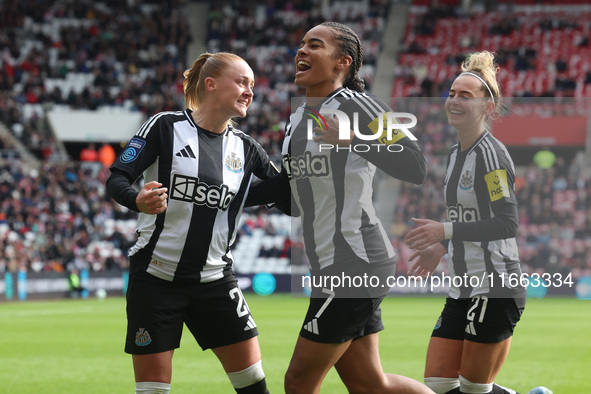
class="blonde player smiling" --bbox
[107,52,276,394]
[405,51,551,394]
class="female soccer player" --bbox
[405,51,551,394]
[106,52,275,394]
[248,22,432,394]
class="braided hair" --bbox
[320,22,365,93]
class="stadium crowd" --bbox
[0,0,191,160]
[0,0,590,290]
[395,0,591,97]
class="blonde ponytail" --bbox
[460,51,505,118]
[183,52,245,110]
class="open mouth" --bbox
[237,99,249,107]
[296,61,312,73]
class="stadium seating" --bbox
[397,1,591,98]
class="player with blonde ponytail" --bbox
[405,51,551,394]
[107,51,275,393]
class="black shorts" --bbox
[431,295,526,343]
[300,293,385,343]
[299,259,394,343]
[125,259,258,355]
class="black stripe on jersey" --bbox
[474,152,492,220]
[477,136,515,289]
[446,149,470,297]
[475,150,504,286]
[359,209,391,263]
[289,119,320,269]
[225,129,262,262]
[330,140,351,265]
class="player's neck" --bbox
[457,127,486,152]
[305,81,343,103]
[192,105,229,134]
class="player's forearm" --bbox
[451,203,518,242]
[106,170,140,212]
[245,172,286,206]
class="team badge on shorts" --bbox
[434,315,442,330]
[224,152,243,173]
[135,328,152,346]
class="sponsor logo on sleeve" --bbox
[484,169,510,202]
[368,113,406,145]
[120,138,146,163]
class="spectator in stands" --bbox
[107,52,275,394]
[79,143,99,162]
[66,267,84,298]
[98,143,116,168]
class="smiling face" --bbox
[294,25,351,97]
[209,59,255,119]
[445,74,493,133]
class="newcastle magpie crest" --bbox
[135,328,152,346]
[225,152,243,173]
[459,170,474,190]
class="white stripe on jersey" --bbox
[351,91,383,118]
[137,111,183,138]
[480,135,500,171]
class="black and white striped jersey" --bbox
[282,87,426,271]
[444,130,524,298]
[109,109,277,283]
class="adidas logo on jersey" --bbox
[303,318,319,335]
[170,174,236,211]
[282,152,329,180]
[447,204,479,223]
[175,145,196,158]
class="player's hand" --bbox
[407,243,447,277]
[312,115,353,147]
[404,218,445,251]
[136,181,168,215]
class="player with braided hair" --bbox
[248,21,432,394]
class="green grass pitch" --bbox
[0,295,589,393]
